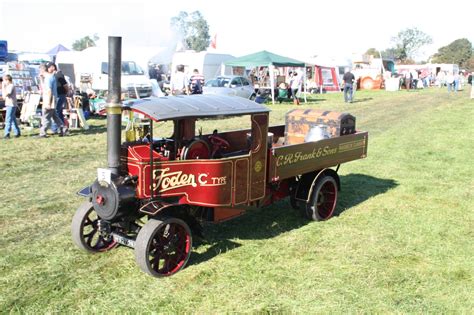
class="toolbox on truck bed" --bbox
[285,109,356,144]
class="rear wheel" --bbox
[135,217,192,277]
[71,201,117,252]
[305,176,338,221]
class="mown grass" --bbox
[0,87,473,313]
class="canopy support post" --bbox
[269,64,275,105]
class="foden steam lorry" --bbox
[71,37,368,278]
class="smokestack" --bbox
[106,36,122,174]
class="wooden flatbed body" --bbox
[270,131,368,181]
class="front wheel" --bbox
[305,176,338,221]
[135,217,192,277]
[71,201,117,252]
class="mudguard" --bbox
[294,168,340,202]
[77,186,92,197]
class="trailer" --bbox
[71,38,368,278]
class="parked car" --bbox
[203,75,256,99]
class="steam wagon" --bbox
[71,37,368,278]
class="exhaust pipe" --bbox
[106,36,122,174]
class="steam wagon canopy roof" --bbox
[126,94,270,121]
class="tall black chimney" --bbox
[106,36,122,174]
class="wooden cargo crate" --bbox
[285,109,356,144]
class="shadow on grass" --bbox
[70,124,108,136]
[66,116,110,136]
[351,97,373,103]
[334,173,398,216]
[273,98,328,105]
[188,173,397,267]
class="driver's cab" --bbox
[123,95,272,205]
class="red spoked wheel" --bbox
[182,139,210,159]
[135,217,192,277]
[305,176,338,221]
[71,201,117,252]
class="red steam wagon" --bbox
[71,37,368,278]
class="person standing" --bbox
[148,64,158,80]
[286,71,293,99]
[290,71,302,105]
[436,71,446,88]
[404,70,412,91]
[50,63,69,134]
[411,69,419,89]
[38,63,65,138]
[453,71,460,91]
[189,69,204,94]
[154,64,164,90]
[2,74,21,139]
[470,71,474,99]
[446,71,455,93]
[342,68,355,103]
[170,64,189,96]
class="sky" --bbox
[1,0,473,64]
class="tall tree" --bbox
[462,56,474,72]
[431,38,473,68]
[389,28,432,62]
[365,48,381,57]
[171,11,210,52]
[72,34,99,51]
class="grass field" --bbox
[1,87,473,313]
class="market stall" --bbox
[225,50,306,104]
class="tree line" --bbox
[366,28,473,70]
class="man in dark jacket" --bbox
[342,68,355,103]
[49,63,68,134]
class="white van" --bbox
[56,47,152,98]
[171,51,235,81]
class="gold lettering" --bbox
[153,168,197,192]
[276,155,284,167]
[276,146,339,167]
[153,168,228,192]
[198,173,208,185]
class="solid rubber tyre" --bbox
[305,176,338,221]
[135,217,192,277]
[71,201,117,252]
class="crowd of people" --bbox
[399,69,468,92]
[275,71,303,104]
[339,67,474,104]
[168,64,205,96]
[2,61,473,140]
[2,61,69,140]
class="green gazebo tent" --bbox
[225,50,307,103]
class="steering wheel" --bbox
[209,135,229,149]
[208,132,230,158]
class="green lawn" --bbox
[1,88,473,313]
